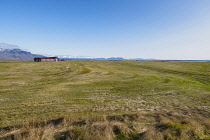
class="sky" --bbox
[0,0,210,59]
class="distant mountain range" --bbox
[0,43,44,60]
[0,43,20,50]
[57,55,158,61]
[1,43,209,61]
[0,43,157,61]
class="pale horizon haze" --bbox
[1,0,210,60]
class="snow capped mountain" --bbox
[0,43,20,51]
[57,55,94,58]
[0,43,44,60]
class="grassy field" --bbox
[0,60,209,139]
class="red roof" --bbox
[35,57,58,59]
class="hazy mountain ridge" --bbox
[0,43,20,50]
[58,56,158,61]
[0,43,44,60]
[0,49,44,60]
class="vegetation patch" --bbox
[0,61,209,139]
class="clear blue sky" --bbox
[0,0,210,59]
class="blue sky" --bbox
[0,0,210,59]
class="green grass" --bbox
[0,60,209,139]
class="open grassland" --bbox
[0,60,209,140]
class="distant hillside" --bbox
[0,48,44,60]
[58,56,158,61]
[0,43,20,50]
[0,43,44,60]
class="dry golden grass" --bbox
[0,60,209,139]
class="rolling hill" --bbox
[0,43,44,60]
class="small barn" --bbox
[34,57,59,62]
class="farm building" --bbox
[34,57,59,62]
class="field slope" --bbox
[0,61,209,139]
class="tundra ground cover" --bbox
[0,61,209,139]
